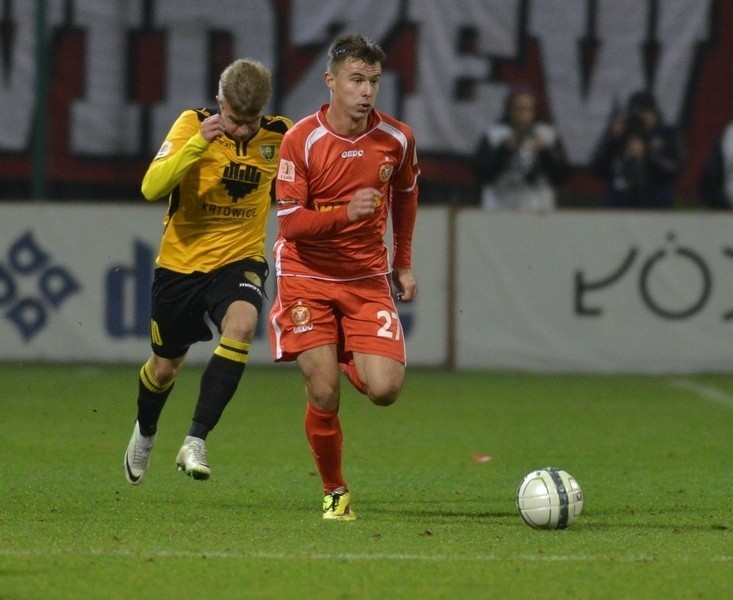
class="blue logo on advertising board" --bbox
[0,231,82,341]
[105,240,153,337]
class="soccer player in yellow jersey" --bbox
[123,58,292,484]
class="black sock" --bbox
[189,344,247,439]
[136,360,174,437]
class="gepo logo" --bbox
[0,231,82,341]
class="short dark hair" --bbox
[327,34,386,73]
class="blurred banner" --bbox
[0,0,727,198]
[2,204,732,372]
[0,204,448,367]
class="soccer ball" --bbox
[516,467,584,530]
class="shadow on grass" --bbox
[365,506,517,520]
[360,504,731,533]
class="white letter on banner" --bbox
[0,1,64,151]
[532,0,711,164]
[652,0,712,123]
[404,0,521,154]
[149,0,275,154]
[282,0,401,123]
[70,0,143,155]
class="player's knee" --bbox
[150,359,181,386]
[221,302,258,341]
[370,393,398,407]
[222,321,255,342]
[153,365,178,386]
[306,378,341,411]
[367,380,402,406]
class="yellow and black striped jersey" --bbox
[142,108,292,273]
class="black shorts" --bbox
[150,258,269,358]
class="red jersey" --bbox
[273,104,419,281]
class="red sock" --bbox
[304,402,347,493]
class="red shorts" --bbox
[269,274,406,363]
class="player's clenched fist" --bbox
[346,187,382,222]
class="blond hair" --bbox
[218,58,272,115]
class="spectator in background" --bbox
[472,86,570,211]
[699,120,733,209]
[591,90,683,209]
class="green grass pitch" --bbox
[1,364,731,599]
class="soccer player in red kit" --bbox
[269,34,419,520]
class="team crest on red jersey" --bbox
[291,303,311,326]
[378,162,394,182]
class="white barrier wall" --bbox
[455,211,733,373]
[2,204,731,372]
[0,204,448,366]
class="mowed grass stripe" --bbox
[2,548,732,563]
[669,378,733,409]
